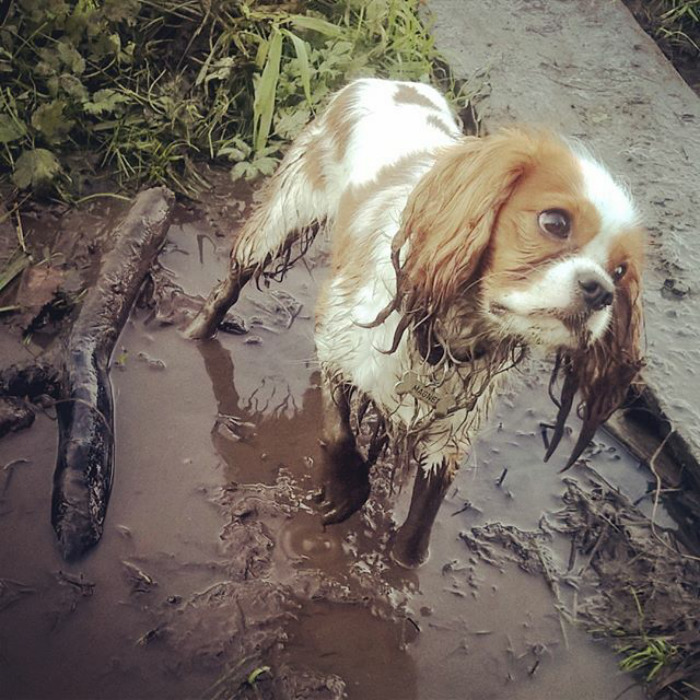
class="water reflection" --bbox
[196,337,419,700]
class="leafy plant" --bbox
[0,0,462,200]
[616,588,679,683]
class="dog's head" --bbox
[395,128,645,466]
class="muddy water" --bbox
[0,195,662,699]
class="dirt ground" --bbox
[1,175,699,700]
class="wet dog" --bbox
[187,79,645,567]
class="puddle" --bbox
[0,185,685,699]
[283,600,419,700]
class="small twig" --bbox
[14,210,26,252]
[567,536,577,572]
[451,501,472,516]
[0,194,30,226]
[2,457,30,472]
[72,192,131,205]
[406,617,421,633]
[648,428,700,563]
[612,682,643,700]
[578,522,609,576]
[1,457,30,495]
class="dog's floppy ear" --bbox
[394,130,535,315]
[546,263,645,469]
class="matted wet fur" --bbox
[187,78,645,567]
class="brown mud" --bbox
[1,178,698,699]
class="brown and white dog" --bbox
[187,79,645,567]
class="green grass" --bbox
[635,0,699,54]
[0,0,466,202]
[616,588,679,684]
[619,637,679,682]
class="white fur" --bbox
[493,256,613,345]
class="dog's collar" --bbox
[414,323,486,366]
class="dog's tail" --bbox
[185,125,332,339]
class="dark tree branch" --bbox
[50,187,175,560]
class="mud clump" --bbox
[152,478,350,700]
[557,475,700,698]
[0,397,35,438]
[461,470,700,698]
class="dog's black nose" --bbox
[578,273,614,311]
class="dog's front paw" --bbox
[391,526,430,569]
[315,443,371,524]
[316,470,371,524]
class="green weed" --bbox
[247,665,271,685]
[619,637,679,681]
[633,0,700,55]
[656,0,699,51]
[616,588,679,683]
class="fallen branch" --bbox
[50,187,174,559]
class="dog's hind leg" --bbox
[316,382,374,525]
[184,264,256,340]
[392,457,456,568]
[185,131,329,339]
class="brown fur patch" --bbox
[426,114,457,138]
[325,82,363,161]
[315,152,435,325]
[303,137,327,191]
[335,154,433,273]
[394,84,441,110]
[483,135,601,289]
[396,130,545,313]
[607,228,645,279]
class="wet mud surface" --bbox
[1,182,698,699]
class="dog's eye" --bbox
[538,209,571,239]
[613,263,628,282]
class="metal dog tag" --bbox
[395,371,456,418]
